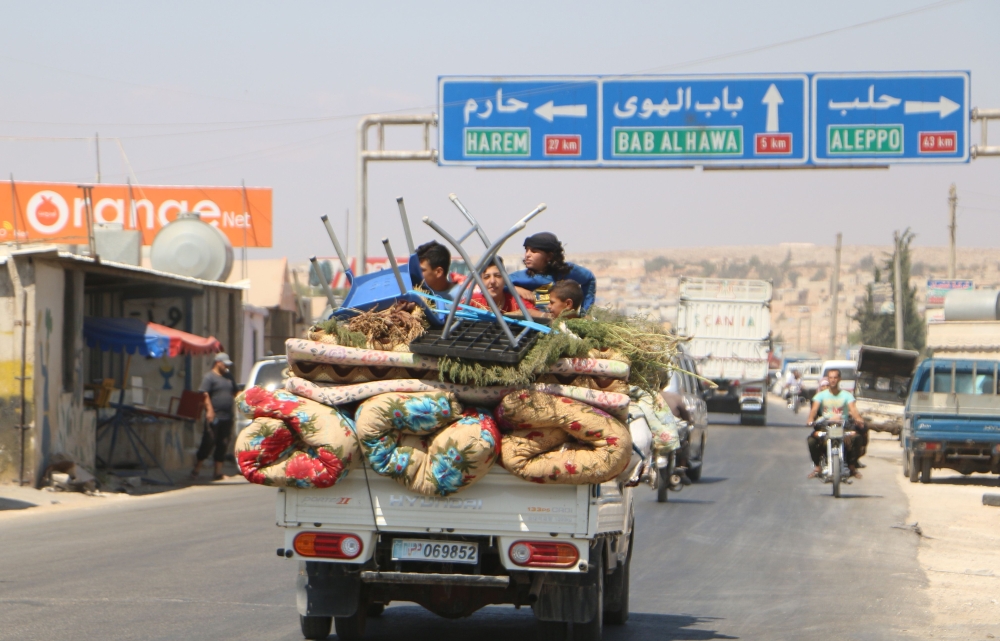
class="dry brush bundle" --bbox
[346,305,426,351]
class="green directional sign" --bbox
[612,127,743,157]
[464,128,530,157]
[827,124,903,155]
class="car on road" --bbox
[664,350,709,481]
[236,355,288,434]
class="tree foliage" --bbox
[851,229,925,351]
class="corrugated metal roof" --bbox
[5,245,245,290]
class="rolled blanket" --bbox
[286,376,631,418]
[285,338,631,380]
[354,392,500,496]
[628,390,680,455]
[535,373,630,394]
[234,387,359,488]
[495,390,632,485]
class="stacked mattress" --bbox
[235,337,650,495]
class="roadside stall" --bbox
[84,316,221,483]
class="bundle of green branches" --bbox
[438,309,683,396]
[564,309,683,394]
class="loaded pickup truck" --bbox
[903,358,1000,483]
[277,465,634,640]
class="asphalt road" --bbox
[1,398,931,640]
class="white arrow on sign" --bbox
[762,84,783,133]
[904,96,960,118]
[534,101,587,122]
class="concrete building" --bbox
[0,246,243,486]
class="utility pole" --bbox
[947,183,957,279]
[95,132,102,183]
[828,232,842,358]
[797,316,803,351]
[893,231,905,350]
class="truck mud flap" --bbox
[296,561,361,617]
[533,542,601,624]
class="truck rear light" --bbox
[993,444,1000,455]
[744,387,762,396]
[293,532,363,559]
[509,541,579,568]
[918,442,941,451]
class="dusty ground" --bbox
[867,434,1000,640]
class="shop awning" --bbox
[83,317,222,358]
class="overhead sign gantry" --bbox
[438,72,972,167]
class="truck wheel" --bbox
[334,607,367,640]
[902,448,911,478]
[299,615,331,640]
[604,530,632,625]
[572,547,604,641]
[920,456,932,484]
[908,452,920,483]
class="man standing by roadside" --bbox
[192,353,237,481]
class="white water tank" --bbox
[150,212,233,281]
[944,290,1000,321]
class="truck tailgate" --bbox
[279,467,628,538]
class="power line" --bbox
[638,0,968,73]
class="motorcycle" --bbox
[811,417,856,498]
[655,420,691,503]
[785,384,804,414]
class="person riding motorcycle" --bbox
[784,369,803,409]
[806,369,867,479]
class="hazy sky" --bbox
[2,0,998,261]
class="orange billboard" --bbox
[0,181,272,247]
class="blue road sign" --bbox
[812,72,970,164]
[438,77,600,166]
[601,75,809,166]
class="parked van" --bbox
[902,358,1000,483]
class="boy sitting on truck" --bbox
[415,241,463,305]
[548,280,583,319]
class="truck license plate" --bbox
[391,539,478,564]
[743,403,762,411]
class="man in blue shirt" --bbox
[509,232,596,313]
[806,369,867,479]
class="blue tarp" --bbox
[83,317,171,359]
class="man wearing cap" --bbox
[192,353,238,481]
[509,232,597,313]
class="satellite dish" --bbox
[150,212,234,281]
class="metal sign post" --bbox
[356,114,437,276]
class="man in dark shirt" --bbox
[191,353,237,481]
